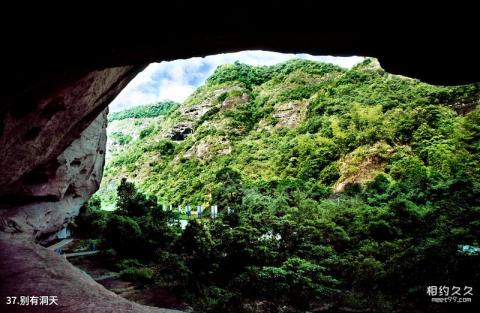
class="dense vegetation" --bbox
[110,131,132,146]
[108,100,177,122]
[84,58,480,312]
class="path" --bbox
[64,250,99,258]
[65,242,188,311]
[46,238,73,251]
[0,237,183,313]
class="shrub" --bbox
[120,267,154,283]
[75,195,110,237]
[154,139,176,155]
[111,132,132,145]
[139,125,156,139]
[116,178,158,217]
[238,257,338,308]
[104,215,142,255]
[116,258,143,271]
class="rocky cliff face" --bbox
[0,65,183,312]
[0,66,139,240]
[0,110,108,244]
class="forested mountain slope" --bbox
[102,101,178,199]
[100,58,479,208]
[84,58,480,312]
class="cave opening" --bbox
[64,50,479,313]
[66,51,369,310]
[1,45,479,313]
[1,5,479,311]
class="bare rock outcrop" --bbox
[0,65,185,312]
[0,237,183,313]
[183,137,231,160]
[181,104,211,120]
[334,141,394,193]
[273,101,307,128]
[0,66,140,241]
[166,122,193,141]
[0,110,108,243]
[220,93,250,111]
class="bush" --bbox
[104,215,142,255]
[139,125,156,139]
[319,163,340,185]
[75,195,110,237]
[116,178,158,217]
[120,267,154,283]
[154,139,176,155]
[116,258,143,271]
[238,257,338,308]
[111,132,132,145]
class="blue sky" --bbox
[109,51,365,112]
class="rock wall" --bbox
[0,110,108,243]
[0,15,477,311]
[0,65,184,313]
[0,66,140,241]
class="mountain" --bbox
[106,101,178,162]
[99,58,479,209]
[108,100,177,122]
[87,58,480,312]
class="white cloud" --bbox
[109,51,364,112]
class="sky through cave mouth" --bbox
[109,50,365,112]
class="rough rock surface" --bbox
[220,93,250,111]
[0,110,108,243]
[273,101,307,128]
[0,237,183,313]
[334,142,395,193]
[0,66,140,240]
[166,122,193,141]
[180,104,211,120]
[0,65,185,312]
[0,66,139,196]
[183,137,231,160]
